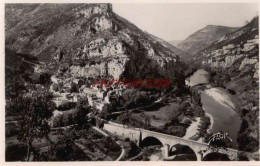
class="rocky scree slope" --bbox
[5,4,185,83]
[176,25,238,57]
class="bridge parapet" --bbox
[141,129,208,147]
[103,122,141,145]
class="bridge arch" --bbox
[202,152,231,161]
[169,144,198,161]
[141,136,163,147]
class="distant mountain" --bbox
[146,32,190,60]
[177,25,238,56]
[168,40,182,47]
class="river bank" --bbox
[205,113,214,132]
[183,117,201,139]
[186,69,241,149]
[183,113,214,143]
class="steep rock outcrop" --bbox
[69,57,129,79]
[5,3,183,83]
[199,17,259,81]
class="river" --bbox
[186,69,241,149]
[185,69,210,86]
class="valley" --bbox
[5,3,259,162]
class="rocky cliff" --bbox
[197,16,259,88]
[5,3,184,81]
[196,16,259,153]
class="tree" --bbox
[5,75,26,99]
[100,103,112,120]
[75,98,90,128]
[144,116,151,129]
[53,114,66,127]
[39,73,51,85]
[117,112,130,126]
[34,137,87,161]
[70,82,78,93]
[128,141,141,158]
[9,92,55,161]
[197,116,211,138]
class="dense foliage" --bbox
[8,91,55,161]
[34,137,89,161]
[57,101,77,111]
[53,98,91,128]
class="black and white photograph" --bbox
[4,1,259,162]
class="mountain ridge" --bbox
[175,25,239,56]
[145,32,190,60]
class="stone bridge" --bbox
[103,121,238,161]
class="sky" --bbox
[113,3,258,41]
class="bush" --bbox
[104,137,121,152]
[178,102,190,112]
[52,83,59,92]
[164,125,187,137]
[57,101,76,111]
[127,141,141,158]
[120,89,157,109]
[192,104,205,117]
[6,122,20,137]
[183,119,192,125]
[6,144,27,161]
[52,114,66,127]
[237,133,259,152]
[115,112,150,129]
[39,73,51,85]
[227,89,236,95]
[52,110,79,127]
[34,137,90,161]
[197,116,211,138]
[70,82,78,93]
[238,153,249,161]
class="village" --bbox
[48,75,125,125]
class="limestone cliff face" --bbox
[70,57,129,79]
[82,38,125,58]
[5,3,181,80]
[75,4,112,19]
[198,16,259,80]
[201,36,259,77]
